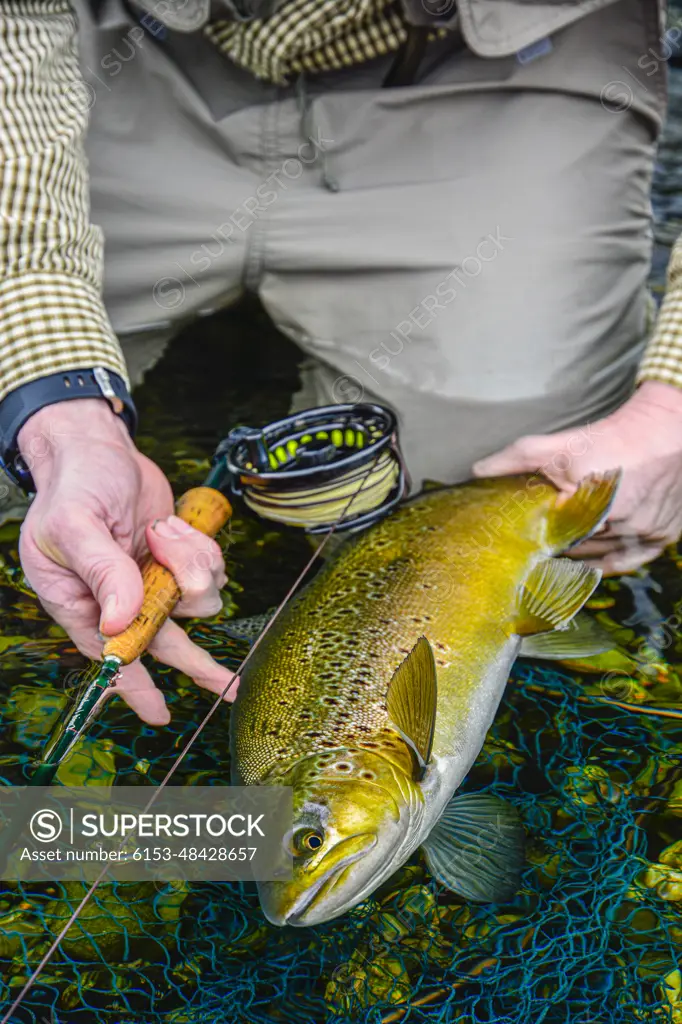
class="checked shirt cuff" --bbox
[0,272,129,403]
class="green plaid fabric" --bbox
[637,238,682,388]
[0,1,129,402]
[206,0,418,84]
[0,1,681,405]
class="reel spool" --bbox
[214,403,409,534]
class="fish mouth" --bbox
[281,833,377,926]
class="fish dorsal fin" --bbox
[546,470,620,552]
[519,611,614,660]
[422,792,525,902]
[516,557,601,636]
[386,637,438,770]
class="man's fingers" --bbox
[34,507,144,634]
[146,516,226,618]
[26,607,171,726]
[472,434,567,478]
[112,661,171,726]
[147,618,239,701]
[570,536,625,558]
[41,610,104,663]
[571,521,652,558]
[584,542,664,576]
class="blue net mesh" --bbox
[1,540,682,1024]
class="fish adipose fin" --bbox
[386,636,438,770]
[516,557,601,635]
[546,470,621,552]
[422,792,525,902]
[519,611,614,660]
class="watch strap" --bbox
[0,367,137,494]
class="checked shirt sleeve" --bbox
[0,0,129,404]
[637,236,682,388]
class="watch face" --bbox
[0,452,34,494]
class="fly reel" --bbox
[212,403,409,534]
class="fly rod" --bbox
[1,412,401,1024]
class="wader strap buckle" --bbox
[382,18,467,88]
[382,25,430,88]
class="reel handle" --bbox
[101,486,232,665]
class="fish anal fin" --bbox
[516,557,601,636]
[422,792,525,902]
[386,637,438,770]
[547,470,621,552]
[519,611,615,660]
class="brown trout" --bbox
[230,471,619,926]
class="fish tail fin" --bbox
[546,470,621,552]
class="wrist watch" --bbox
[0,367,138,494]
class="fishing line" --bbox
[1,446,386,1024]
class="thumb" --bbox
[53,513,144,633]
[472,433,570,479]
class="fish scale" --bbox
[231,471,620,926]
[233,477,552,784]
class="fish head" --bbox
[258,747,423,927]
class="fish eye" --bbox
[291,828,325,857]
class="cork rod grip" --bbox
[101,487,232,665]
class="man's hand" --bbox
[18,398,237,724]
[472,381,682,575]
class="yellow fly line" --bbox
[242,448,400,527]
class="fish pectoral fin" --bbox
[219,610,276,644]
[422,792,525,903]
[516,557,601,635]
[546,470,621,551]
[519,611,615,660]
[386,636,438,770]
